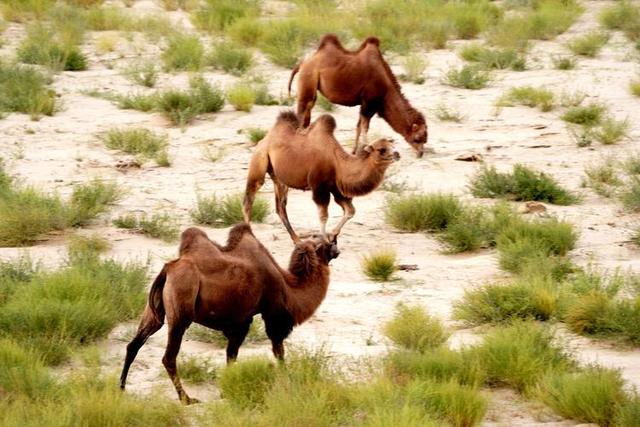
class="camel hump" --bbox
[315,114,337,134]
[359,36,381,51]
[225,223,255,250]
[276,110,299,129]
[318,33,343,50]
[179,227,209,254]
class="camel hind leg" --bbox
[120,306,163,390]
[296,70,319,127]
[243,147,269,223]
[271,175,300,243]
[329,194,355,239]
[162,320,198,404]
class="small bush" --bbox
[497,86,555,112]
[192,0,259,33]
[162,33,204,71]
[113,213,179,242]
[17,24,87,71]
[226,83,256,112]
[400,56,427,84]
[583,159,622,197]
[0,62,56,119]
[471,322,572,393]
[156,76,224,126]
[615,396,640,426]
[537,366,626,426]
[246,127,267,144]
[439,206,490,253]
[453,278,558,326]
[567,31,610,57]
[178,355,217,384]
[470,164,577,205]
[443,65,491,89]
[99,127,169,165]
[385,193,462,232]
[383,304,449,353]
[123,60,158,88]
[68,179,121,227]
[631,79,640,97]
[191,193,269,227]
[625,154,640,176]
[433,103,465,122]
[459,44,526,71]
[551,55,576,70]
[218,357,275,408]
[209,42,253,76]
[599,1,640,39]
[362,249,397,281]
[594,117,629,145]
[620,177,640,212]
[68,234,110,259]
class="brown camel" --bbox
[288,33,428,157]
[120,224,340,404]
[242,111,399,243]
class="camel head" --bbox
[406,114,428,158]
[363,138,400,164]
[311,234,340,265]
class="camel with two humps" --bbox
[288,33,428,157]
[120,224,340,404]
[242,110,399,243]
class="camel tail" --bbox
[288,63,300,97]
[148,265,168,324]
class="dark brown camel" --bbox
[120,224,339,404]
[288,33,428,157]
[242,111,399,243]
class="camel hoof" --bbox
[183,397,201,405]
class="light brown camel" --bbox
[120,223,340,404]
[288,33,428,157]
[242,111,399,243]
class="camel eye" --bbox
[379,148,386,155]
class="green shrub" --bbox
[226,82,256,112]
[615,396,640,427]
[85,6,133,31]
[113,213,179,242]
[123,60,158,87]
[561,102,607,126]
[192,0,259,33]
[218,357,275,408]
[471,322,572,393]
[362,249,397,281]
[459,44,526,70]
[385,193,462,232]
[156,76,224,126]
[433,103,465,122]
[538,366,627,426]
[383,304,449,353]
[227,15,263,47]
[631,79,640,97]
[17,24,87,71]
[599,1,640,40]
[0,338,54,398]
[470,164,577,205]
[626,153,640,176]
[400,55,427,84]
[68,179,121,226]
[178,355,217,384]
[246,127,267,144]
[258,19,312,68]
[439,206,490,253]
[551,55,576,70]
[594,117,629,145]
[443,65,491,89]
[191,193,268,227]
[583,159,622,197]
[162,33,204,71]
[567,31,609,57]
[1,0,55,23]
[99,127,169,165]
[620,177,640,212]
[497,86,554,112]
[0,62,56,119]
[453,277,558,326]
[209,42,253,76]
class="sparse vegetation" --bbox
[469,164,578,205]
[599,1,640,43]
[218,357,275,408]
[497,86,555,112]
[443,65,491,89]
[246,127,267,144]
[192,0,260,33]
[191,193,268,227]
[0,62,56,119]
[98,128,169,166]
[316,94,335,112]
[567,31,610,57]
[362,249,397,281]
[593,117,629,145]
[226,82,256,112]
[162,33,204,71]
[209,42,253,76]
[123,60,158,88]
[113,212,179,242]
[400,55,427,84]
[631,79,640,97]
[385,193,462,232]
[433,103,465,122]
[17,24,87,71]
[583,159,622,197]
[157,76,225,126]
[551,55,576,70]
[178,355,217,384]
[620,177,640,212]
[383,304,449,353]
[459,44,526,70]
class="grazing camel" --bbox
[120,224,340,404]
[242,111,399,243]
[288,33,428,157]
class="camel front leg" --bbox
[313,187,331,242]
[162,322,199,405]
[329,196,355,239]
[273,178,300,243]
[224,320,251,364]
[353,116,362,155]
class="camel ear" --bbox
[363,145,374,154]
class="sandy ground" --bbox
[1,1,639,424]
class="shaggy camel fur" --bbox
[120,224,340,404]
[288,33,428,157]
[242,111,399,243]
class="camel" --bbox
[119,224,340,404]
[242,111,399,243]
[288,33,428,158]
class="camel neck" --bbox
[381,91,413,137]
[336,155,388,198]
[285,266,330,325]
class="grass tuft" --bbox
[218,357,275,408]
[594,117,629,145]
[178,355,217,384]
[226,82,256,112]
[567,31,610,57]
[209,42,253,76]
[551,55,576,70]
[0,62,56,119]
[385,193,462,232]
[383,304,449,353]
[443,65,491,89]
[123,60,158,88]
[99,127,169,166]
[620,177,640,212]
[433,103,465,122]
[362,249,397,281]
[113,212,179,242]
[459,44,526,70]
[162,33,204,71]
[400,56,427,84]
[246,127,267,144]
[191,193,268,227]
[497,86,555,112]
